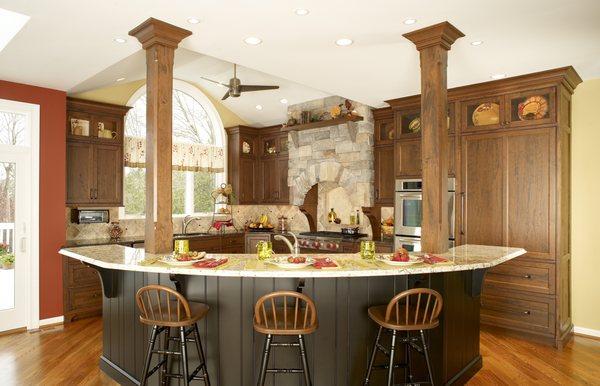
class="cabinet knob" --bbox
[523,274,532,279]
[523,310,531,315]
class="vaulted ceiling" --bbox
[1,0,599,124]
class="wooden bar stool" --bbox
[253,291,318,386]
[363,288,443,386]
[136,285,211,386]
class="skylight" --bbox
[0,8,30,53]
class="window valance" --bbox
[124,137,225,173]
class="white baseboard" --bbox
[574,326,600,338]
[39,316,64,327]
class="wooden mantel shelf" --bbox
[281,115,363,132]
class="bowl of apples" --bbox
[376,248,422,266]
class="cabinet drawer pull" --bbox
[375,189,379,199]
[523,274,532,279]
[523,310,531,315]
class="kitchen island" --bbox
[59,245,525,385]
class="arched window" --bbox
[122,80,226,217]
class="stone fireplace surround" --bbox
[287,96,375,233]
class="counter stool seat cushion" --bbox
[368,304,439,331]
[254,306,318,335]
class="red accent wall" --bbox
[0,80,66,319]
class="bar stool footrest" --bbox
[266,368,305,373]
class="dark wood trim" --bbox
[280,115,363,132]
[99,356,139,386]
[446,355,483,385]
[67,97,131,116]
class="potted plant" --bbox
[0,243,14,269]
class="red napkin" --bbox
[193,258,228,268]
[213,220,233,231]
[420,254,449,264]
[313,257,338,269]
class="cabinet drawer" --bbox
[484,259,555,294]
[68,286,102,311]
[481,292,555,336]
[67,263,100,287]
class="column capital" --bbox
[129,17,191,49]
[403,21,464,51]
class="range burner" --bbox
[297,231,368,252]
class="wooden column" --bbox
[403,22,464,253]
[129,18,191,253]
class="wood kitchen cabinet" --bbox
[226,124,289,205]
[374,145,395,205]
[66,98,130,206]
[378,66,580,347]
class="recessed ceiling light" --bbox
[335,38,353,46]
[280,98,288,104]
[187,17,200,24]
[116,77,126,82]
[255,105,263,110]
[403,18,417,25]
[471,40,483,46]
[244,37,262,45]
[113,37,127,44]
[490,73,507,80]
[294,8,310,16]
[0,8,30,54]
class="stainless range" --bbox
[297,231,367,253]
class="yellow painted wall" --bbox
[571,78,600,332]
[70,79,247,128]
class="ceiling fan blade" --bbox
[221,90,230,100]
[200,76,229,88]
[239,85,280,92]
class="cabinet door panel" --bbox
[277,158,289,204]
[506,128,555,260]
[374,145,394,204]
[260,158,278,203]
[462,133,505,246]
[94,145,123,205]
[239,158,257,204]
[66,141,94,204]
[395,139,421,177]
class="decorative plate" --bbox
[472,103,500,126]
[518,95,548,120]
[376,254,422,266]
[160,252,206,266]
[266,256,315,269]
[408,117,421,133]
[242,141,251,154]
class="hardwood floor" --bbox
[0,317,598,385]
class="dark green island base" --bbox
[97,270,485,385]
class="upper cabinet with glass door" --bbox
[395,104,455,138]
[261,132,288,157]
[461,88,555,133]
[66,98,128,143]
[374,117,395,145]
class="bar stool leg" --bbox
[298,334,312,386]
[160,327,171,386]
[179,326,190,386]
[141,325,159,386]
[193,323,211,386]
[387,330,397,386]
[363,326,383,385]
[406,331,413,383]
[420,330,434,386]
[257,334,273,386]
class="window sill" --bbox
[120,213,229,221]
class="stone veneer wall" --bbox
[66,205,309,241]
[287,96,375,234]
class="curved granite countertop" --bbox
[59,244,525,278]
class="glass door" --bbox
[0,100,35,332]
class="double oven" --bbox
[394,178,456,252]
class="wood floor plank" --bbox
[0,318,598,385]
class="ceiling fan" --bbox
[200,64,279,100]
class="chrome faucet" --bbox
[274,232,300,255]
[182,215,200,234]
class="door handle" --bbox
[20,237,27,253]
[90,188,94,200]
[460,192,466,236]
[375,189,380,199]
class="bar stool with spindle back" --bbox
[253,290,318,386]
[363,288,443,386]
[136,284,211,386]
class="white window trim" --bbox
[120,79,227,220]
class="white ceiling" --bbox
[70,48,331,126]
[1,0,599,112]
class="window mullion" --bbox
[184,171,194,214]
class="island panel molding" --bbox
[404,21,464,253]
[129,18,192,253]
